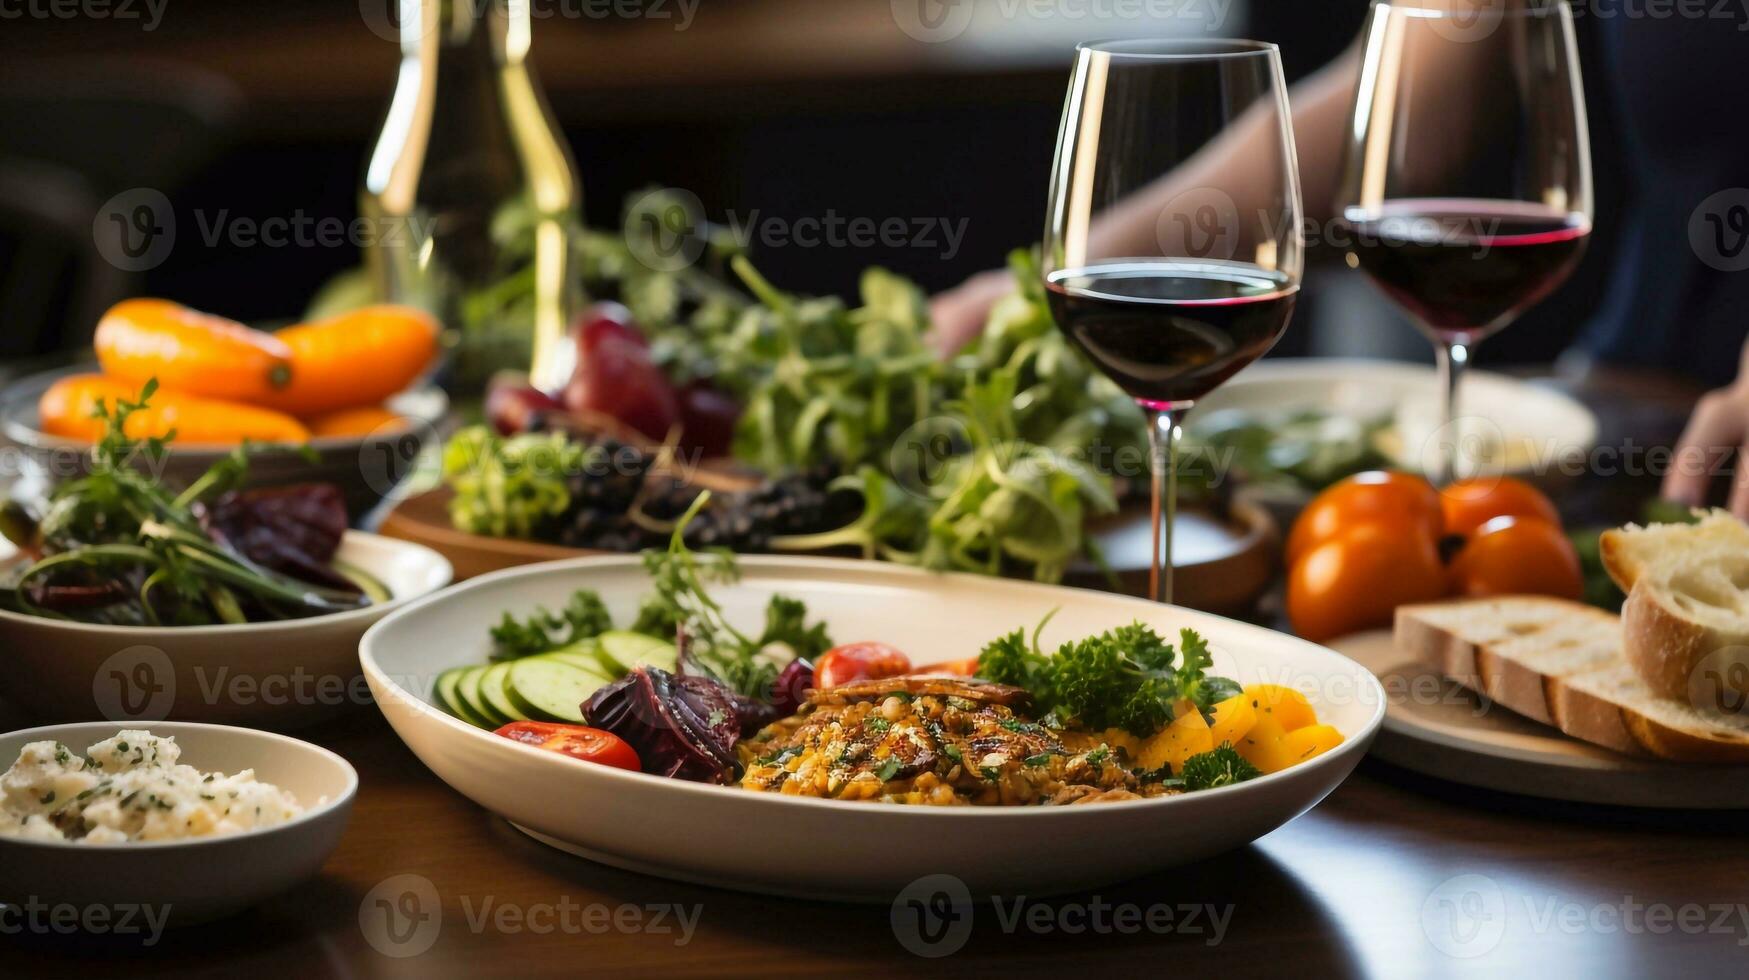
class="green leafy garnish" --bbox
[1179,744,1261,791]
[977,616,1236,736]
[488,589,612,660]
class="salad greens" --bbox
[489,588,613,661]
[976,613,1241,736]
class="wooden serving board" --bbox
[1331,630,1749,809]
[376,488,1277,614]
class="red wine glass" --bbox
[1043,38,1305,605]
[1337,0,1594,484]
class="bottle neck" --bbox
[400,0,530,65]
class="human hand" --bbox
[924,269,1013,358]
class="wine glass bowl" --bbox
[1336,0,1594,482]
[1042,38,1305,603]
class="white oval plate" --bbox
[1192,357,1598,479]
[361,556,1385,900]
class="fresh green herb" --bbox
[488,589,613,660]
[1179,744,1261,791]
[443,428,584,540]
[1023,752,1053,768]
[875,756,903,781]
[630,494,830,699]
[977,616,1237,735]
[865,717,892,734]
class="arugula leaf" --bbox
[757,594,833,661]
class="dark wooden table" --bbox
[8,365,1748,977]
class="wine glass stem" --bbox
[1146,404,1189,605]
[1434,341,1470,486]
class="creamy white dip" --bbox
[0,731,305,844]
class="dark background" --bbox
[0,0,1619,366]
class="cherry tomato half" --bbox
[493,722,641,771]
[1287,522,1449,643]
[1285,471,1444,567]
[1439,477,1561,540]
[1448,516,1583,601]
[813,642,913,689]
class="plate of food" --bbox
[360,500,1383,900]
[1329,510,1749,808]
[0,300,448,518]
[0,384,452,728]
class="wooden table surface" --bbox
[7,365,1747,977]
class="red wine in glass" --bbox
[1341,199,1590,345]
[1045,260,1299,407]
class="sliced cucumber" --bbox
[548,650,613,675]
[434,667,491,727]
[594,631,679,675]
[459,665,508,727]
[507,658,611,723]
[479,662,529,723]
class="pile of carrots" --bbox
[40,300,440,446]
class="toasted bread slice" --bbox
[1395,597,1749,762]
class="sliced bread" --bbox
[1395,596,1749,762]
[1601,509,1749,708]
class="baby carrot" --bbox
[38,375,310,446]
[94,299,293,403]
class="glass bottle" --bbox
[361,0,582,395]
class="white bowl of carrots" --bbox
[0,301,448,518]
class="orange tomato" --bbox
[95,299,293,403]
[1448,516,1583,600]
[813,642,913,689]
[1285,471,1443,567]
[1287,522,1448,642]
[264,306,440,417]
[1439,476,1560,539]
[38,375,310,446]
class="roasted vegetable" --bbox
[95,299,293,403]
[264,305,440,417]
[582,667,741,783]
[38,375,310,446]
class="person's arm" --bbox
[926,48,1361,355]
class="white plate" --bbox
[0,721,356,924]
[1331,630,1749,808]
[361,555,1385,900]
[0,531,452,729]
[1192,357,1598,480]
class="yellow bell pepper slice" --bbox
[1243,684,1317,732]
[1138,707,1215,773]
[1208,694,1257,747]
[1280,724,1344,766]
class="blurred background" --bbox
[0,0,1621,367]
